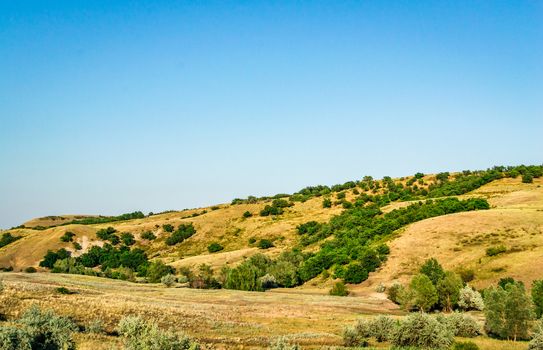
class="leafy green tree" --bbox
[420,258,445,286]
[409,274,438,312]
[343,263,368,284]
[532,280,543,318]
[437,271,463,312]
[484,283,535,340]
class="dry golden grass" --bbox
[0,272,399,349]
[360,177,543,292]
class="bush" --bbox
[0,232,21,248]
[258,239,274,249]
[141,231,156,240]
[60,231,76,242]
[24,267,36,273]
[207,242,224,253]
[39,249,71,269]
[147,261,175,283]
[458,268,475,283]
[391,312,454,349]
[343,263,368,284]
[72,242,82,250]
[269,337,300,350]
[458,285,484,311]
[7,304,78,350]
[440,312,480,337]
[260,205,283,216]
[166,223,196,246]
[121,233,136,246]
[162,224,174,232]
[259,274,277,289]
[161,274,177,287]
[330,281,349,296]
[387,283,404,304]
[56,287,75,294]
[86,319,105,335]
[529,332,543,350]
[523,173,534,183]
[117,315,199,350]
[243,211,252,218]
[369,315,398,342]
[453,341,480,350]
[486,245,507,256]
[322,198,332,208]
[342,325,368,347]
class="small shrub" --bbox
[322,198,332,208]
[486,245,507,256]
[147,261,175,283]
[342,325,368,347]
[60,231,76,242]
[330,281,349,296]
[121,233,136,246]
[523,173,534,183]
[72,242,82,250]
[248,237,256,244]
[458,268,475,283]
[243,211,252,218]
[453,341,480,350]
[259,274,277,289]
[258,239,274,249]
[387,283,404,304]
[207,242,224,253]
[141,231,156,240]
[391,312,454,349]
[161,274,177,287]
[440,312,481,337]
[370,315,398,342]
[24,267,37,273]
[529,332,543,350]
[117,315,199,350]
[162,224,174,232]
[86,319,105,335]
[270,336,300,350]
[458,285,484,311]
[56,287,75,295]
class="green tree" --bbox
[532,280,543,318]
[409,274,438,312]
[484,284,535,340]
[146,261,175,283]
[437,271,463,312]
[522,173,534,183]
[420,258,445,286]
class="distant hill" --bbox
[1,165,542,292]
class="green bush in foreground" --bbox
[269,336,301,350]
[117,315,199,350]
[0,304,78,350]
[391,312,453,350]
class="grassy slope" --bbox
[359,177,543,293]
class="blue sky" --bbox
[1,1,542,229]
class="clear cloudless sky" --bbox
[1,1,542,229]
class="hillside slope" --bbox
[1,168,542,292]
[359,177,543,292]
